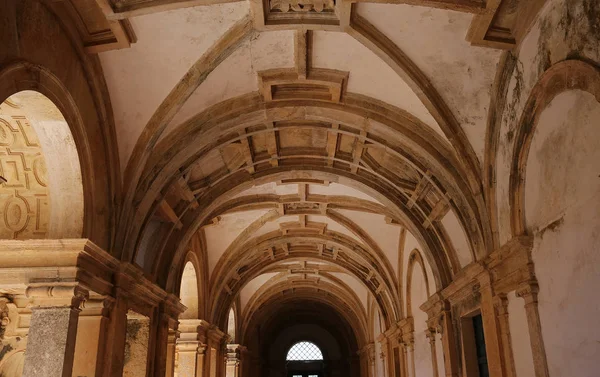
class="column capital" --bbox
[516,280,539,304]
[26,282,88,309]
[226,344,245,366]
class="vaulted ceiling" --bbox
[74,0,546,330]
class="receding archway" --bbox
[179,260,200,319]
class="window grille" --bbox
[286,341,324,361]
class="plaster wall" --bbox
[494,0,600,245]
[357,3,501,162]
[330,272,369,311]
[99,3,250,171]
[204,209,271,274]
[311,31,440,134]
[165,29,295,135]
[239,272,278,311]
[524,90,600,377]
[336,210,401,276]
[440,210,473,268]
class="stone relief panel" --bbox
[270,0,336,13]
[0,99,50,239]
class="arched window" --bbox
[227,307,236,343]
[286,341,324,361]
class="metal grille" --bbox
[286,341,324,361]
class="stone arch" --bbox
[178,252,201,319]
[0,59,118,248]
[509,59,600,236]
[405,249,431,319]
[0,90,83,240]
[239,272,369,345]
[208,232,400,329]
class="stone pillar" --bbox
[22,284,88,377]
[366,343,376,377]
[426,329,440,377]
[438,310,459,377]
[72,295,113,377]
[494,295,516,377]
[176,319,206,377]
[399,340,409,377]
[100,290,129,377]
[166,328,179,377]
[123,311,151,377]
[206,327,227,377]
[225,344,244,377]
[405,339,415,377]
[477,277,505,377]
[377,335,388,377]
[516,282,549,377]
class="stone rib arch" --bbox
[239,272,368,339]
[405,248,431,318]
[0,64,106,243]
[508,60,600,236]
[208,233,399,330]
[241,286,368,349]
[201,204,401,303]
[132,95,490,293]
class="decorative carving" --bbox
[269,0,335,13]
[284,202,320,212]
[0,101,50,240]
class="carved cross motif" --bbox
[270,0,335,13]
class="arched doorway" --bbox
[286,341,325,377]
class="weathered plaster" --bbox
[336,209,401,276]
[165,30,295,135]
[311,31,441,135]
[357,3,501,162]
[523,90,600,377]
[495,0,600,244]
[99,2,250,173]
[205,209,272,274]
[239,273,278,311]
[440,210,473,268]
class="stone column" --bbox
[176,319,206,377]
[166,328,179,377]
[399,340,409,377]
[516,282,549,377]
[477,276,505,377]
[438,310,459,377]
[225,344,244,377]
[366,343,376,377]
[494,295,516,377]
[426,329,440,377]
[22,284,88,377]
[123,311,151,377]
[100,290,129,377]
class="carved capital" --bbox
[516,281,539,305]
[26,283,88,310]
